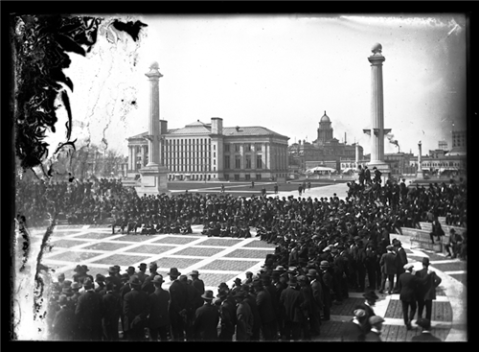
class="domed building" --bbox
[317,111,333,145]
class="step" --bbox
[440,224,466,236]
[419,222,433,232]
[410,239,443,253]
[399,227,431,238]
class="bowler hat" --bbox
[127,266,135,273]
[81,265,90,272]
[71,282,82,290]
[306,269,318,277]
[108,266,116,273]
[73,265,83,273]
[201,290,215,300]
[363,290,379,301]
[273,265,286,273]
[179,275,188,282]
[168,267,181,277]
[149,262,158,269]
[83,279,94,289]
[152,275,164,284]
[353,308,366,318]
[369,316,385,326]
[218,282,229,289]
[298,275,308,282]
[95,274,106,282]
[386,245,394,251]
[234,278,242,284]
[422,257,430,266]
[189,270,200,277]
[319,261,330,269]
[232,290,246,299]
[138,263,147,270]
[416,318,431,330]
[287,276,298,286]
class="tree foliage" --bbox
[13,15,102,170]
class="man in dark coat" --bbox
[358,290,378,334]
[193,290,220,341]
[379,245,397,294]
[136,263,147,284]
[147,275,170,341]
[234,290,254,341]
[75,279,102,341]
[168,267,188,341]
[279,276,304,341]
[393,240,408,293]
[319,261,333,321]
[52,295,76,341]
[217,290,236,341]
[141,262,160,295]
[340,307,367,342]
[101,282,121,341]
[364,315,384,342]
[415,257,442,322]
[253,280,277,341]
[243,285,262,341]
[123,277,149,341]
[411,318,442,342]
[397,263,419,330]
[190,270,205,295]
[307,269,323,337]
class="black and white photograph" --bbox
[8,12,468,342]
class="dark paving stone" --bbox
[154,257,203,270]
[242,241,276,249]
[152,236,200,245]
[433,301,452,322]
[199,259,259,271]
[330,298,363,316]
[224,248,274,259]
[124,244,176,255]
[173,247,225,257]
[50,230,86,237]
[46,250,103,262]
[82,242,130,251]
[112,235,161,242]
[91,253,151,266]
[430,261,466,272]
[74,233,117,240]
[50,239,90,248]
[199,238,244,247]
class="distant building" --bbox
[126,118,289,181]
[288,111,363,172]
[438,140,448,151]
[449,130,466,156]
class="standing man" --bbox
[141,262,160,295]
[123,277,149,341]
[319,261,333,321]
[340,308,367,342]
[393,240,408,293]
[168,267,187,341]
[253,280,277,341]
[279,276,304,341]
[307,269,323,337]
[136,263,147,284]
[364,166,371,185]
[234,290,254,341]
[147,275,170,341]
[101,282,121,341]
[75,279,102,341]
[217,290,236,341]
[190,270,205,295]
[193,290,220,341]
[358,165,365,186]
[415,257,442,322]
[397,263,418,330]
[379,245,397,294]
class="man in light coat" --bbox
[415,257,442,322]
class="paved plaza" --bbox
[24,182,466,342]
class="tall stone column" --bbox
[132,146,137,171]
[363,43,391,179]
[417,141,423,179]
[355,143,359,167]
[128,147,133,171]
[141,145,147,167]
[136,62,169,195]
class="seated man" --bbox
[219,223,230,237]
[180,221,193,235]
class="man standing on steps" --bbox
[393,240,408,293]
[397,263,419,330]
[379,245,396,294]
[415,257,442,323]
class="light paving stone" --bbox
[74,232,118,240]
[223,248,274,259]
[152,236,201,245]
[199,259,259,271]
[173,247,226,257]
[50,239,90,248]
[92,253,151,266]
[123,244,176,255]
[46,250,103,263]
[112,234,162,242]
[154,257,203,270]
[199,238,244,247]
[82,242,131,251]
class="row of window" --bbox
[224,143,263,153]
[224,155,263,170]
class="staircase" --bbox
[437,217,467,235]
[400,226,443,252]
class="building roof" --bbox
[126,121,289,140]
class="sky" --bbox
[51,14,467,160]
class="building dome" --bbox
[320,111,330,123]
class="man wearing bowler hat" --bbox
[379,245,397,294]
[307,269,323,337]
[415,257,442,322]
[233,290,254,341]
[75,279,102,341]
[190,270,205,295]
[253,279,277,341]
[279,276,304,341]
[136,263,147,283]
[340,307,367,342]
[193,290,220,341]
[319,260,333,321]
[123,277,149,341]
[217,290,236,341]
[147,275,170,341]
[101,282,121,341]
[167,267,188,341]
[142,262,160,295]
[397,263,419,330]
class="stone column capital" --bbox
[368,54,385,65]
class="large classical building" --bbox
[288,111,363,172]
[126,117,289,181]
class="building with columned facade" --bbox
[126,117,289,182]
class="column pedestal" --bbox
[135,163,170,195]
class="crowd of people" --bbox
[18,173,466,341]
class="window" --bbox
[245,174,251,181]
[235,156,241,169]
[246,143,252,152]
[214,152,216,158]
[255,143,262,152]
[224,144,230,152]
[213,145,216,150]
[224,174,229,181]
[246,155,251,169]
[256,174,262,180]
[234,174,240,181]
[235,144,240,152]
[224,156,230,169]
[256,155,262,169]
